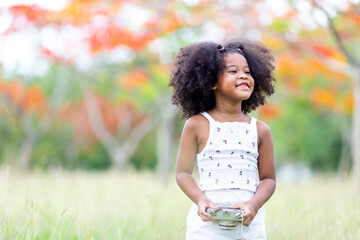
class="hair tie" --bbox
[217,44,225,53]
[237,47,244,54]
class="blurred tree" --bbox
[0,68,70,170]
[5,0,355,178]
[84,93,156,170]
[304,1,358,181]
[1,1,164,170]
[312,0,360,187]
[266,0,359,179]
[1,0,267,173]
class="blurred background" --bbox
[1,0,359,181]
[0,0,360,239]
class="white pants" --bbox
[186,189,266,240]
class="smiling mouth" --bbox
[235,83,250,89]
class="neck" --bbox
[209,100,247,122]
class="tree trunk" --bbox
[18,131,37,171]
[85,95,156,171]
[352,68,360,189]
[156,102,177,183]
[111,147,129,170]
[338,116,351,176]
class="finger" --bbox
[201,201,219,220]
[202,210,212,218]
[241,208,250,215]
[199,213,207,221]
[242,217,253,226]
[242,221,250,226]
[208,201,218,209]
[240,215,250,226]
[241,211,252,219]
[199,205,212,218]
[197,207,205,217]
[199,210,212,221]
[201,215,211,221]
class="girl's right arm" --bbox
[175,116,218,221]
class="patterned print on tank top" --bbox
[196,112,259,192]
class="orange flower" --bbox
[0,80,24,105]
[258,103,281,120]
[0,81,48,113]
[312,45,337,58]
[9,4,48,23]
[24,86,47,111]
[312,88,337,109]
[120,70,148,90]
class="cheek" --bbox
[251,78,255,88]
[250,82,255,94]
[249,87,255,95]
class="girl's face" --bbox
[214,53,254,103]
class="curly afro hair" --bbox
[169,38,276,119]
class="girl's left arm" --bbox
[230,120,276,226]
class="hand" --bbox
[229,201,258,226]
[196,197,218,221]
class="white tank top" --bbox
[197,112,259,192]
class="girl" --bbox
[169,38,276,240]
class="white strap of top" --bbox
[250,117,257,127]
[200,112,215,123]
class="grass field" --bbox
[0,168,359,239]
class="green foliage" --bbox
[269,97,342,171]
[77,143,112,170]
[300,113,342,170]
[30,123,113,170]
[31,125,74,170]
[130,131,157,170]
[0,113,22,165]
[270,18,290,33]
[0,122,21,165]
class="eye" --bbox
[245,71,251,74]
[229,70,237,74]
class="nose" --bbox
[237,72,247,79]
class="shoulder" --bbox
[181,114,209,145]
[255,119,272,141]
[184,114,209,132]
